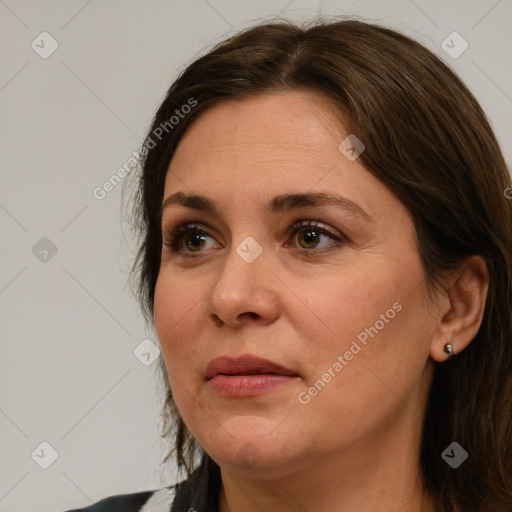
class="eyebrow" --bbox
[161,191,375,223]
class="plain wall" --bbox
[1,1,510,511]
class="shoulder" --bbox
[62,456,221,512]
[63,486,176,512]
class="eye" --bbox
[163,223,218,254]
[162,220,344,255]
[285,220,343,251]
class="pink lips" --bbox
[205,355,300,397]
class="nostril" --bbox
[238,312,259,321]
[210,314,224,327]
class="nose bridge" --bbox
[205,229,278,326]
[219,202,267,271]
[212,232,265,302]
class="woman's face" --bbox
[154,90,439,474]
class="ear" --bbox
[430,255,489,362]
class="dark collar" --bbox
[171,455,221,512]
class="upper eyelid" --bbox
[163,219,340,236]
[286,219,340,235]
[163,220,343,247]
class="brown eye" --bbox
[287,220,343,251]
[163,224,217,254]
[183,231,208,251]
[296,228,324,249]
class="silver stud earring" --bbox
[444,343,454,359]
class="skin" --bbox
[153,90,489,512]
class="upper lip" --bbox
[205,355,299,379]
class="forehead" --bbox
[165,90,353,190]
[171,91,346,162]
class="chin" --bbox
[198,415,298,470]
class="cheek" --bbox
[295,290,432,445]
[298,263,404,353]
[154,274,208,420]
[153,272,203,374]
[330,281,432,398]
[297,257,429,388]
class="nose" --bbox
[205,243,280,329]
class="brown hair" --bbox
[126,17,512,511]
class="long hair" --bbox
[126,17,512,511]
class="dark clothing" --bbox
[64,457,221,512]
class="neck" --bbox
[218,412,437,512]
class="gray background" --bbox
[1,1,511,511]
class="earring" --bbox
[444,343,454,359]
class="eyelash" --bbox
[162,220,344,255]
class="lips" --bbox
[205,355,299,379]
[206,355,300,397]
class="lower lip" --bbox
[208,374,299,397]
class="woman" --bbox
[66,17,512,512]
